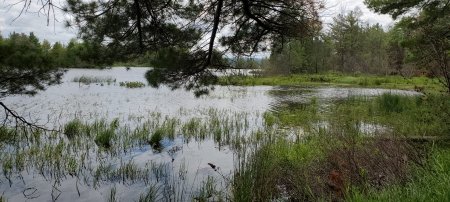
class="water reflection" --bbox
[0,67,421,201]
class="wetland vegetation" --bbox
[1,71,448,201]
[1,0,449,201]
[219,73,444,93]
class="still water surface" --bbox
[0,67,420,201]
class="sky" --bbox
[0,0,394,44]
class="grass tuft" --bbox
[149,128,164,150]
[377,93,408,113]
[119,81,146,88]
[94,128,114,149]
[139,184,161,202]
[64,119,83,139]
[72,75,116,85]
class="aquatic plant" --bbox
[218,73,444,93]
[139,184,161,202]
[377,93,408,113]
[119,81,146,88]
[0,92,448,201]
[72,76,116,85]
[181,118,201,138]
[0,127,14,144]
[194,176,219,201]
[64,119,83,139]
[107,186,118,202]
[149,128,163,150]
[95,128,114,149]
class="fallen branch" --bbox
[0,101,58,132]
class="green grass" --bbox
[333,93,450,137]
[138,184,161,202]
[349,145,450,202]
[377,93,410,113]
[219,73,444,93]
[64,119,83,139]
[94,128,114,149]
[1,92,448,201]
[233,136,331,201]
[0,127,14,144]
[149,128,164,149]
[270,96,320,128]
[233,93,450,201]
[119,81,146,88]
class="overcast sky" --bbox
[0,0,394,44]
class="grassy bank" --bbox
[233,93,450,201]
[219,73,444,93]
[349,144,450,202]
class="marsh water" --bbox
[0,67,420,201]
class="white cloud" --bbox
[322,0,394,29]
[0,1,76,43]
[0,16,4,32]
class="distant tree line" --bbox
[264,0,449,93]
[0,32,112,70]
[2,0,449,94]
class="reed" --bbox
[72,76,116,85]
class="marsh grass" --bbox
[0,108,259,200]
[1,92,447,201]
[149,128,163,150]
[268,96,320,129]
[219,73,444,93]
[377,93,410,113]
[345,93,450,137]
[233,119,423,201]
[233,93,449,201]
[348,145,450,202]
[139,184,162,202]
[94,128,114,149]
[194,176,222,201]
[119,81,146,88]
[72,76,116,85]
[64,119,83,139]
[107,186,118,202]
[0,127,14,144]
